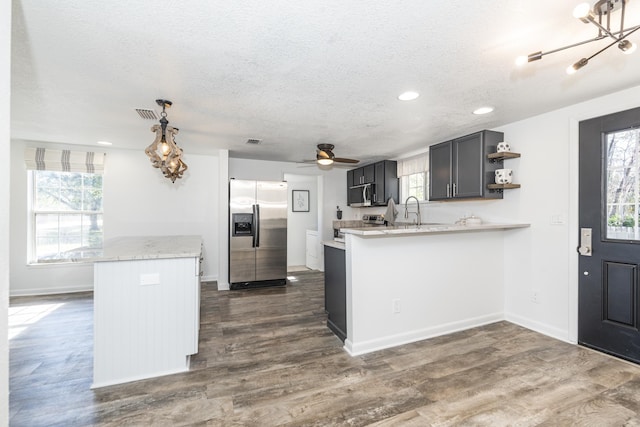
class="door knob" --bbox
[578,228,592,256]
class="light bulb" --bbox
[567,58,588,74]
[573,3,592,21]
[515,55,528,66]
[619,40,637,55]
[161,140,170,154]
[317,158,334,166]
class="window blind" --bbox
[397,153,428,176]
[24,147,106,174]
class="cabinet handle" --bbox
[453,183,457,197]
[446,184,450,198]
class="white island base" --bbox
[342,224,528,356]
[92,236,202,388]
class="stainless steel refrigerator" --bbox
[229,179,288,289]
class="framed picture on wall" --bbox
[292,190,310,212]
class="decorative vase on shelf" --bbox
[336,206,342,219]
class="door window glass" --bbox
[605,127,640,240]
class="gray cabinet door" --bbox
[429,141,452,200]
[429,130,503,201]
[363,164,375,183]
[454,133,483,198]
[373,160,398,205]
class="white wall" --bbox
[405,84,640,343]
[284,174,318,267]
[10,141,221,295]
[1,0,11,421]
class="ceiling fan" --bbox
[313,144,359,166]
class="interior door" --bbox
[579,106,640,363]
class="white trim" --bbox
[343,312,503,356]
[91,365,189,389]
[10,284,93,297]
[505,312,572,343]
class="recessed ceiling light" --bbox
[96,141,112,146]
[398,91,419,101]
[473,107,494,115]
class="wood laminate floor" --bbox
[9,270,640,426]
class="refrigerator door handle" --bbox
[254,204,260,247]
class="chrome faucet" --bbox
[404,196,421,227]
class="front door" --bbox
[579,106,640,363]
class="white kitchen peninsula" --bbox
[339,223,529,356]
[92,235,202,388]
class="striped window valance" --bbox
[25,147,106,174]
[397,153,429,177]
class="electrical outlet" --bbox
[531,289,540,304]
[393,299,401,313]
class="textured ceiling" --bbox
[10,1,640,166]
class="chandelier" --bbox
[145,99,188,183]
[516,0,639,74]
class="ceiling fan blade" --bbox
[334,157,359,164]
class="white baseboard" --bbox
[10,284,93,297]
[504,311,572,343]
[344,312,504,356]
[201,275,216,283]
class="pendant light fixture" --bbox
[515,0,639,74]
[145,99,188,183]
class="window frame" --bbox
[28,170,104,264]
[400,171,428,203]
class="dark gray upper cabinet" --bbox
[347,160,398,207]
[373,160,398,205]
[352,164,375,185]
[429,130,503,201]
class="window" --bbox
[401,172,427,201]
[25,147,106,263]
[605,127,640,241]
[398,153,429,202]
[31,171,103,262]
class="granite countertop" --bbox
[340,223,529,237]
[92,235,203,262]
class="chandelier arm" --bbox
[620,0,624,29]
[588,16,621,41]
[537,24,640,59]
[540,35,605,57]
[585,25,640,62]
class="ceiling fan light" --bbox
[573,2,594,22]
[317,158,334,166]
[619,40,637,54]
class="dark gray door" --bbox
[429,141,452,200]
[454,133,483,198]
[579,106,640,363]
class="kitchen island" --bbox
[92,235,202,388]
[332,223,529,356]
